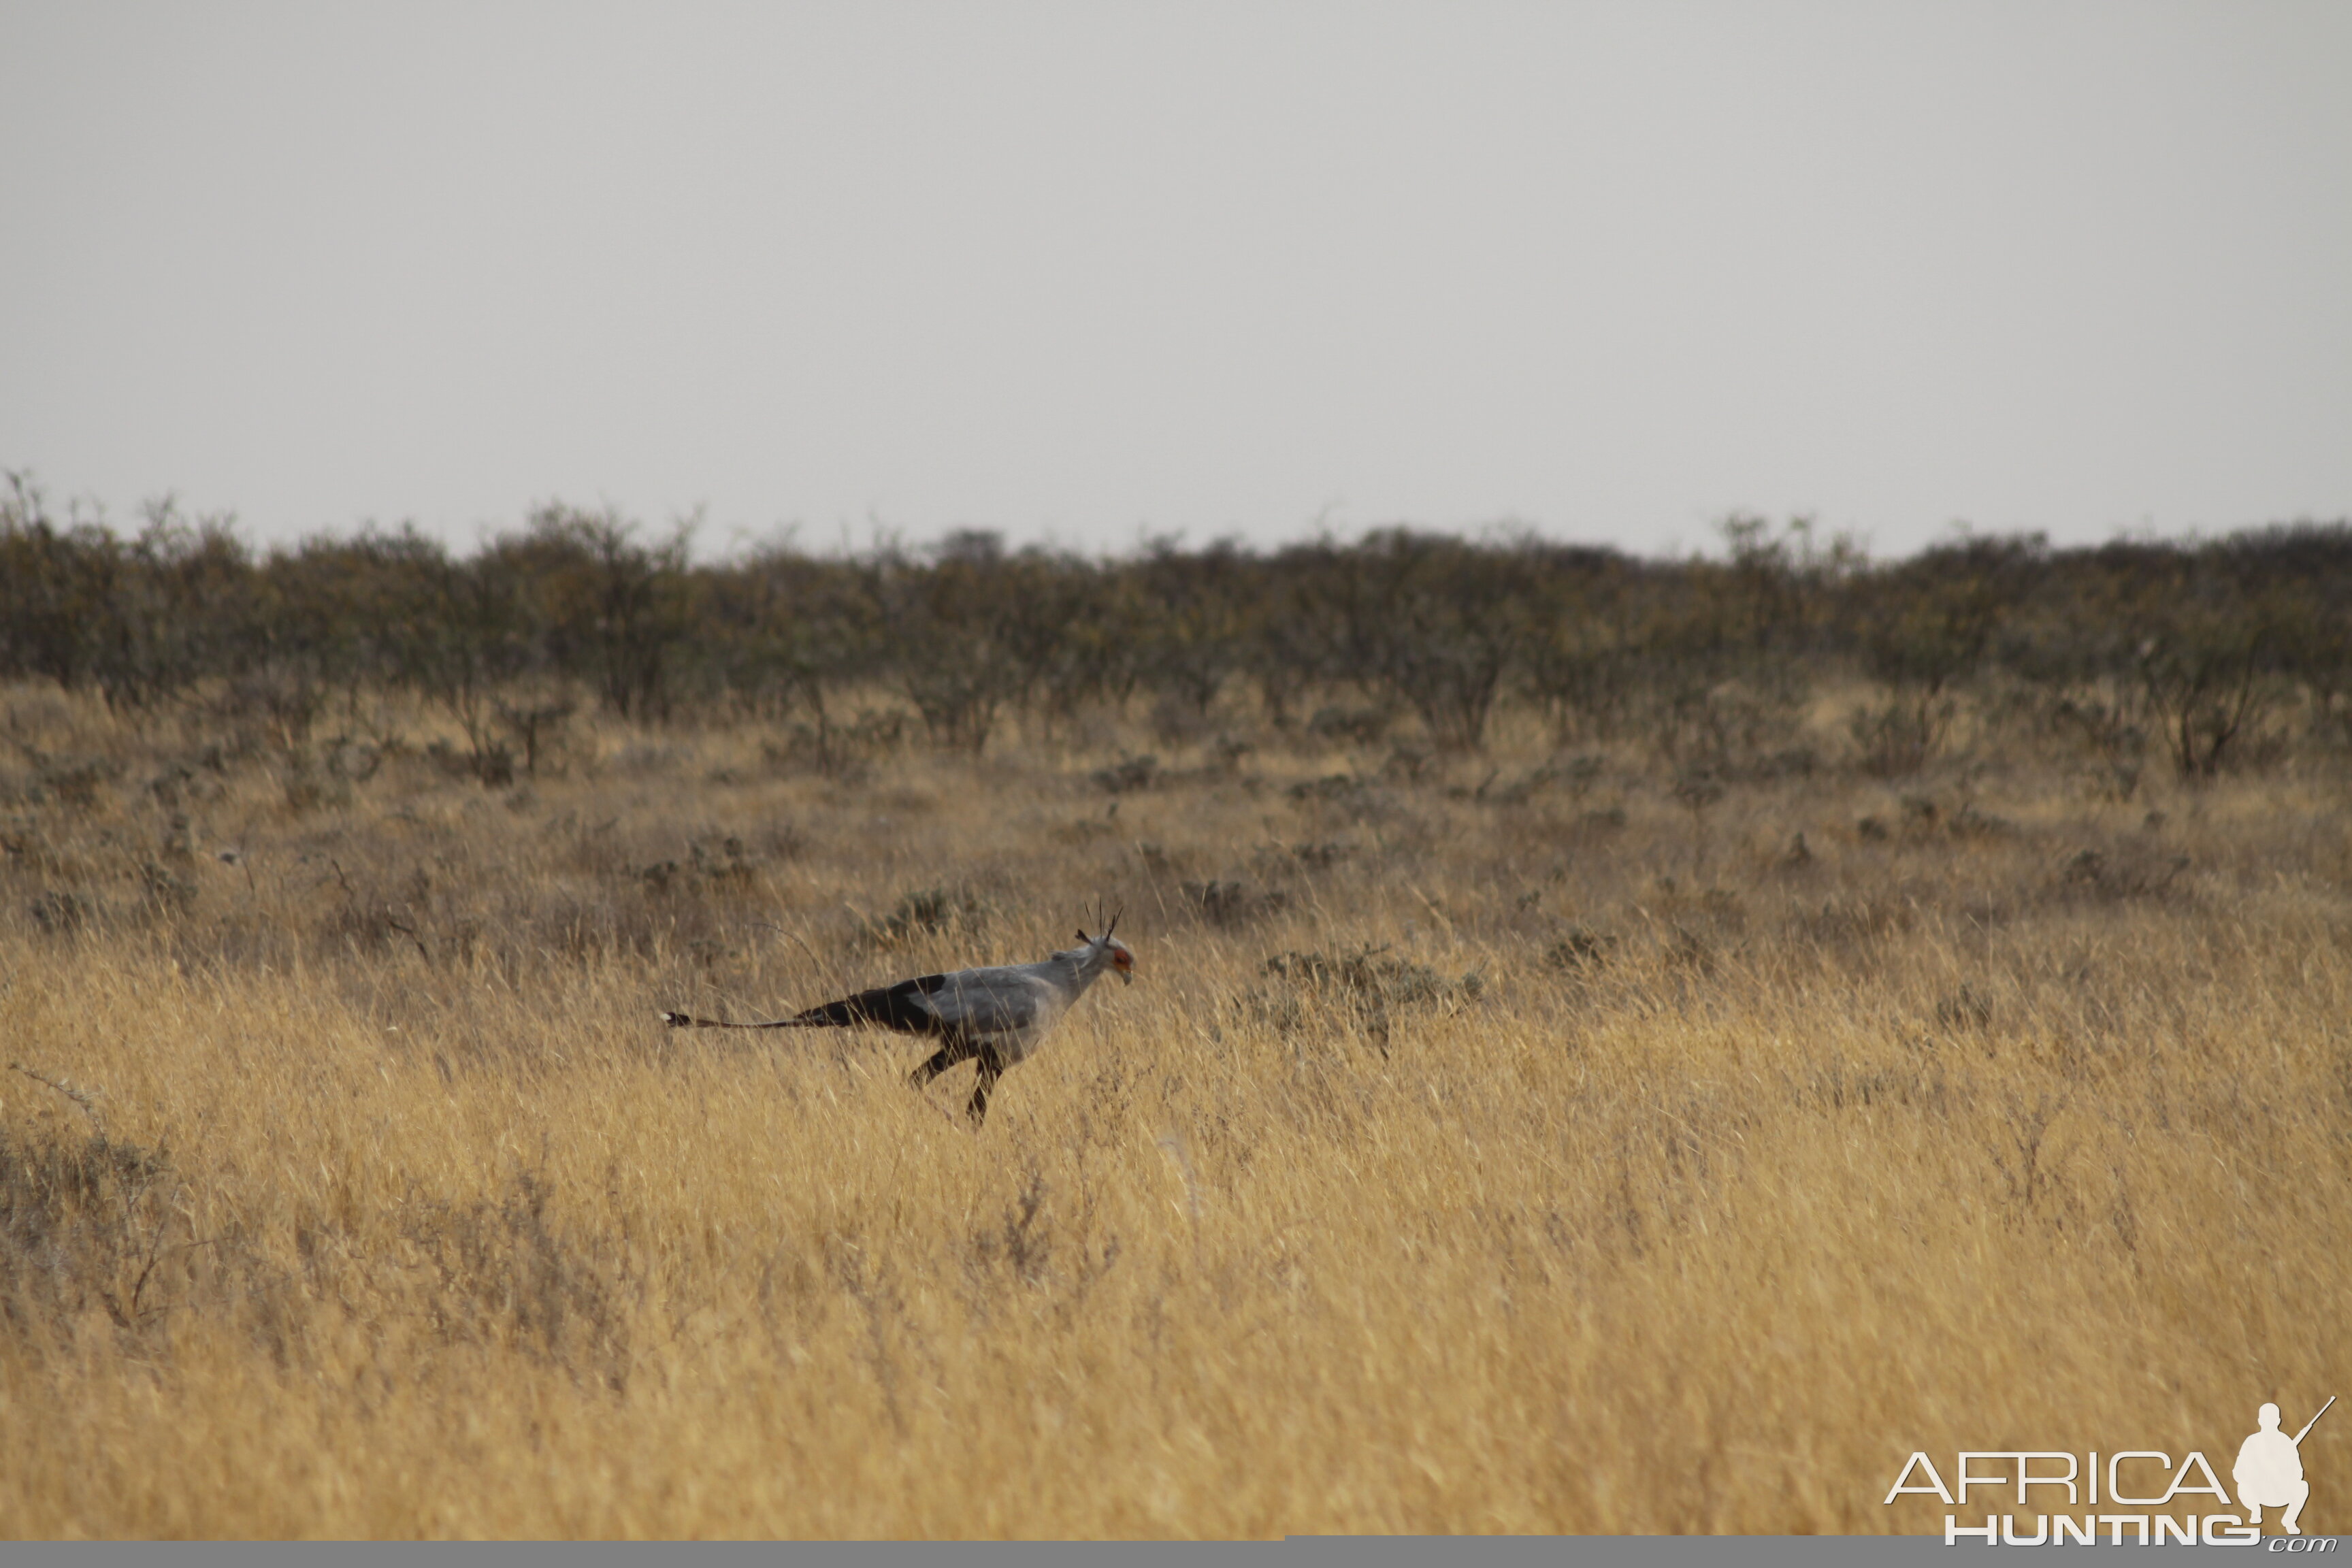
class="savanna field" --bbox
[1,500,2349,1537]
[2,673,2347,1539]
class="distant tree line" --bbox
[5,470,2349,781]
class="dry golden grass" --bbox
[1,685,2347,1537]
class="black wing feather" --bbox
[792,973,952,1034]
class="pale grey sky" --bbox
[3,2,2347,561]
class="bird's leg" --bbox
[966,1047,1005,1128]
[909,1042,964,1088]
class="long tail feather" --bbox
[659,1011,818,1030]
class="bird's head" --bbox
[1080,908,1136,985]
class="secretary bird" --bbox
[660,916,1134,1126]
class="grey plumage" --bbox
[662,919,1135,1126]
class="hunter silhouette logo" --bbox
[1884,1394,2338,1546]
[2240,1397,2334,1537]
